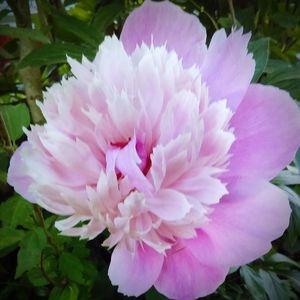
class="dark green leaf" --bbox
[267,253,300,269]
[259,270,289,300]
[271,12,298,29]
[295,148,300,172]
[52,13,99,47]
[248,38,270,82]
[0,228,24,256]
[146,287,168,300]
[240,265,267,300]
[18,43,96,69]
[273,170,300,186]
[15,227,48,278]
[92,2,124,33]
[0,194,34,229]
[0,26,50,43]
[49,287,63,300]
[0,103,30,143]
[59,252,84,284]
[27,268,48,286]
[60,283,79,300]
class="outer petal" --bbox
[155,245,228,300]
[108,241,163,296]
[120,0,207,67]
[185,179,291,267]
[201,29,255,111]
[228,84,300,180]
[7,142,36,203]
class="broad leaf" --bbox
[259,270,290,300]
[0,26,50,43]
[0,104,30,143]
[240,266,267,300]
[0,228,24,256]
[15,227,48,278]
[59,252,84,284]
[60,283,79,300]
[18,43,96,69]
[51,13,100,47]
[248,38,270,82]
[0,194,34,229]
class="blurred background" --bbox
[0,0,300,299]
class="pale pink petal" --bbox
[155,245,228,300]
[185,179,291,267]
[146,189,191,221]
[108,241,163,296]
[201,29,255,111]
[228,84,300,180]
[120,0,207,67]
[7,142,36,203]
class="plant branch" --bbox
[7,0,44,124]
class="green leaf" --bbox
[259,270,289,300]
[92,2,124,33]
[0,194,34,229]
[268,253,300,269]
[60,283,79,300]
[295,148,300,172]
[248,38,270,82]
[52,13,99,47]
[0,104,30,143]
[273,170,300,185]
[18,43,96,69]
[146,288,168,300]
[27,268,48,286]
[15,227,48,278]
[0,228,24,256]
[279,186,300,208]
[0,26,50,43]
[59,252,84,284]
[240,266,267,300]
[271,12,298,29]
[49,287,63,300]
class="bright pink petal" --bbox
[108,241,163,296]
[155,245,228,300]
[201,29,255,111]
[120,0,207,67]
[228,84,300,180]
[185,179,291,267]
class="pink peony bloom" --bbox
[8,1,300,299]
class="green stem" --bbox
[227,0,237,26]
[34,205,60,255]
[189,0,218,30]
[7,0,44,124]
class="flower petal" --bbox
[201,29,255,111]
[185,179,291,267]
[108,241,163,296]
[146,189,191,221]
[120,0,207,67]
[155,245,228,300]
[7,142,36,203]
[228,84,300,180]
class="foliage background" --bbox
[0,0,300,299]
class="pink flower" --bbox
[8,1,300,299]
